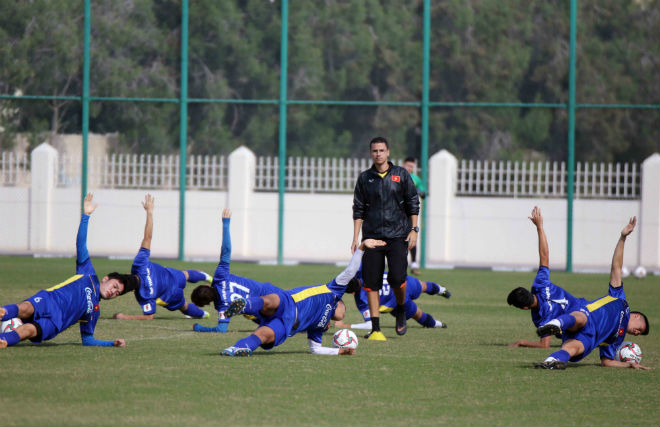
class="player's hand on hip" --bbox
[113,339,126,347]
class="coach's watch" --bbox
[411,226,420,232]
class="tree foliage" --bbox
[0,0,657,161]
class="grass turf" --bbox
[0,256,658,426]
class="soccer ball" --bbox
[621,266,630,278]
[332,329,358,349]
[616,341,642,364]
[632,266,647,279]
[1,318,23,333]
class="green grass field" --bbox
[0,256,658,427]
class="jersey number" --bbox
[229,282,250,302]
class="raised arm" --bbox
[76,193,98,267]
[220,208,232,264]
[140,194,154,250]
[529,206,549,267]
[610,216,636,288]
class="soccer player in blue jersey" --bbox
[534,216,650,370]
[219,238,387,356]
[0,193,132,349]
[189,208,288,333]
[111,194,211,321]
[334,271,450,330]
[507,206,585,348]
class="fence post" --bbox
[228,146,256,257]
[427,149,457,264]
[29,142,58,252]
[639,153,660,270]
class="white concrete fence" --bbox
[1,142,659,272]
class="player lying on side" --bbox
[189,208,288,333]
[219,239,387,356]
[112,194,212,321]
[334,270,450,330]
[507,206,585,348]
[534,216,650,370]
[1,194,131,348]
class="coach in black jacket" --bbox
[351,136,420,340]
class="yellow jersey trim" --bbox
[377,171,388,179]
[47,275,83,291]
[586,295,617,312]
[156,298,168,307]
[291,285,330,302]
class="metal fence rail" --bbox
[457,159,640,198]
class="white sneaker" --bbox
[203,272,213,283]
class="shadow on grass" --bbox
[203,349,309,357]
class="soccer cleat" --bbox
[203,272,213,283]
[202,310,210,319]
[225,297,247,319]
[411,267,420,276]
[534,360,566,370]
[440,289,452,299]
[395,306,407,336]
[220,346,252,357]
[436,321,447,329]
[364,330,387,341]
[536,321,562,338]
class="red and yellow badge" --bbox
[391,175,400,182]
[94,304,100,311]
[618,328,624,335]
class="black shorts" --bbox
[361,238,408,291]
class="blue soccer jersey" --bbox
[26,214,102,342]
[211,217,285,324]
[132,248,187,314]
[531,266,584,335]
[354,274,422,321]
[287,278,346,343]
[567,293,630,362]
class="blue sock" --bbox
[1,304,18,321]
[0,331,20,346]
[557,314,576,330]
[417,312,436,328]
[234,334,262,351]
[186,270,207,283]
[183,303,205,318]
[549,349,570,362]
[244,297,265,317]
[425,282,440,295]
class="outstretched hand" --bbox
[621,216,636,237]
[83,193,98,216]
[528,206,543,228]
[222,208,232,219]
[142,194,154,213]
[113,339,126,347]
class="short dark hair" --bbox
[507,287,534,308]
[345,277,362,294]
[404,157,416,163]
[631,311,650,335]
[370,136,388,148]
[191,285,219,307]
[107,272,139,295]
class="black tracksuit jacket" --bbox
[352,161,420,240]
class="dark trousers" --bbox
[361,238,408,291]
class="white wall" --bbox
[1,144,658,273]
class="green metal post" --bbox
[81,0,91,210]
[420,0,430,268]
[178,0,189,261]
[277,0,289,265]
[567,0,577,272]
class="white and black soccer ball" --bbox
[1,318,23,333]
[332,328,358,349]
[632,266,647,279]
[616,341,643,364]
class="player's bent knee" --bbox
[18,301,35,318]
[17,323,38,340]
[254,326,276,345]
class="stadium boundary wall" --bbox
[1,143,658,272]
